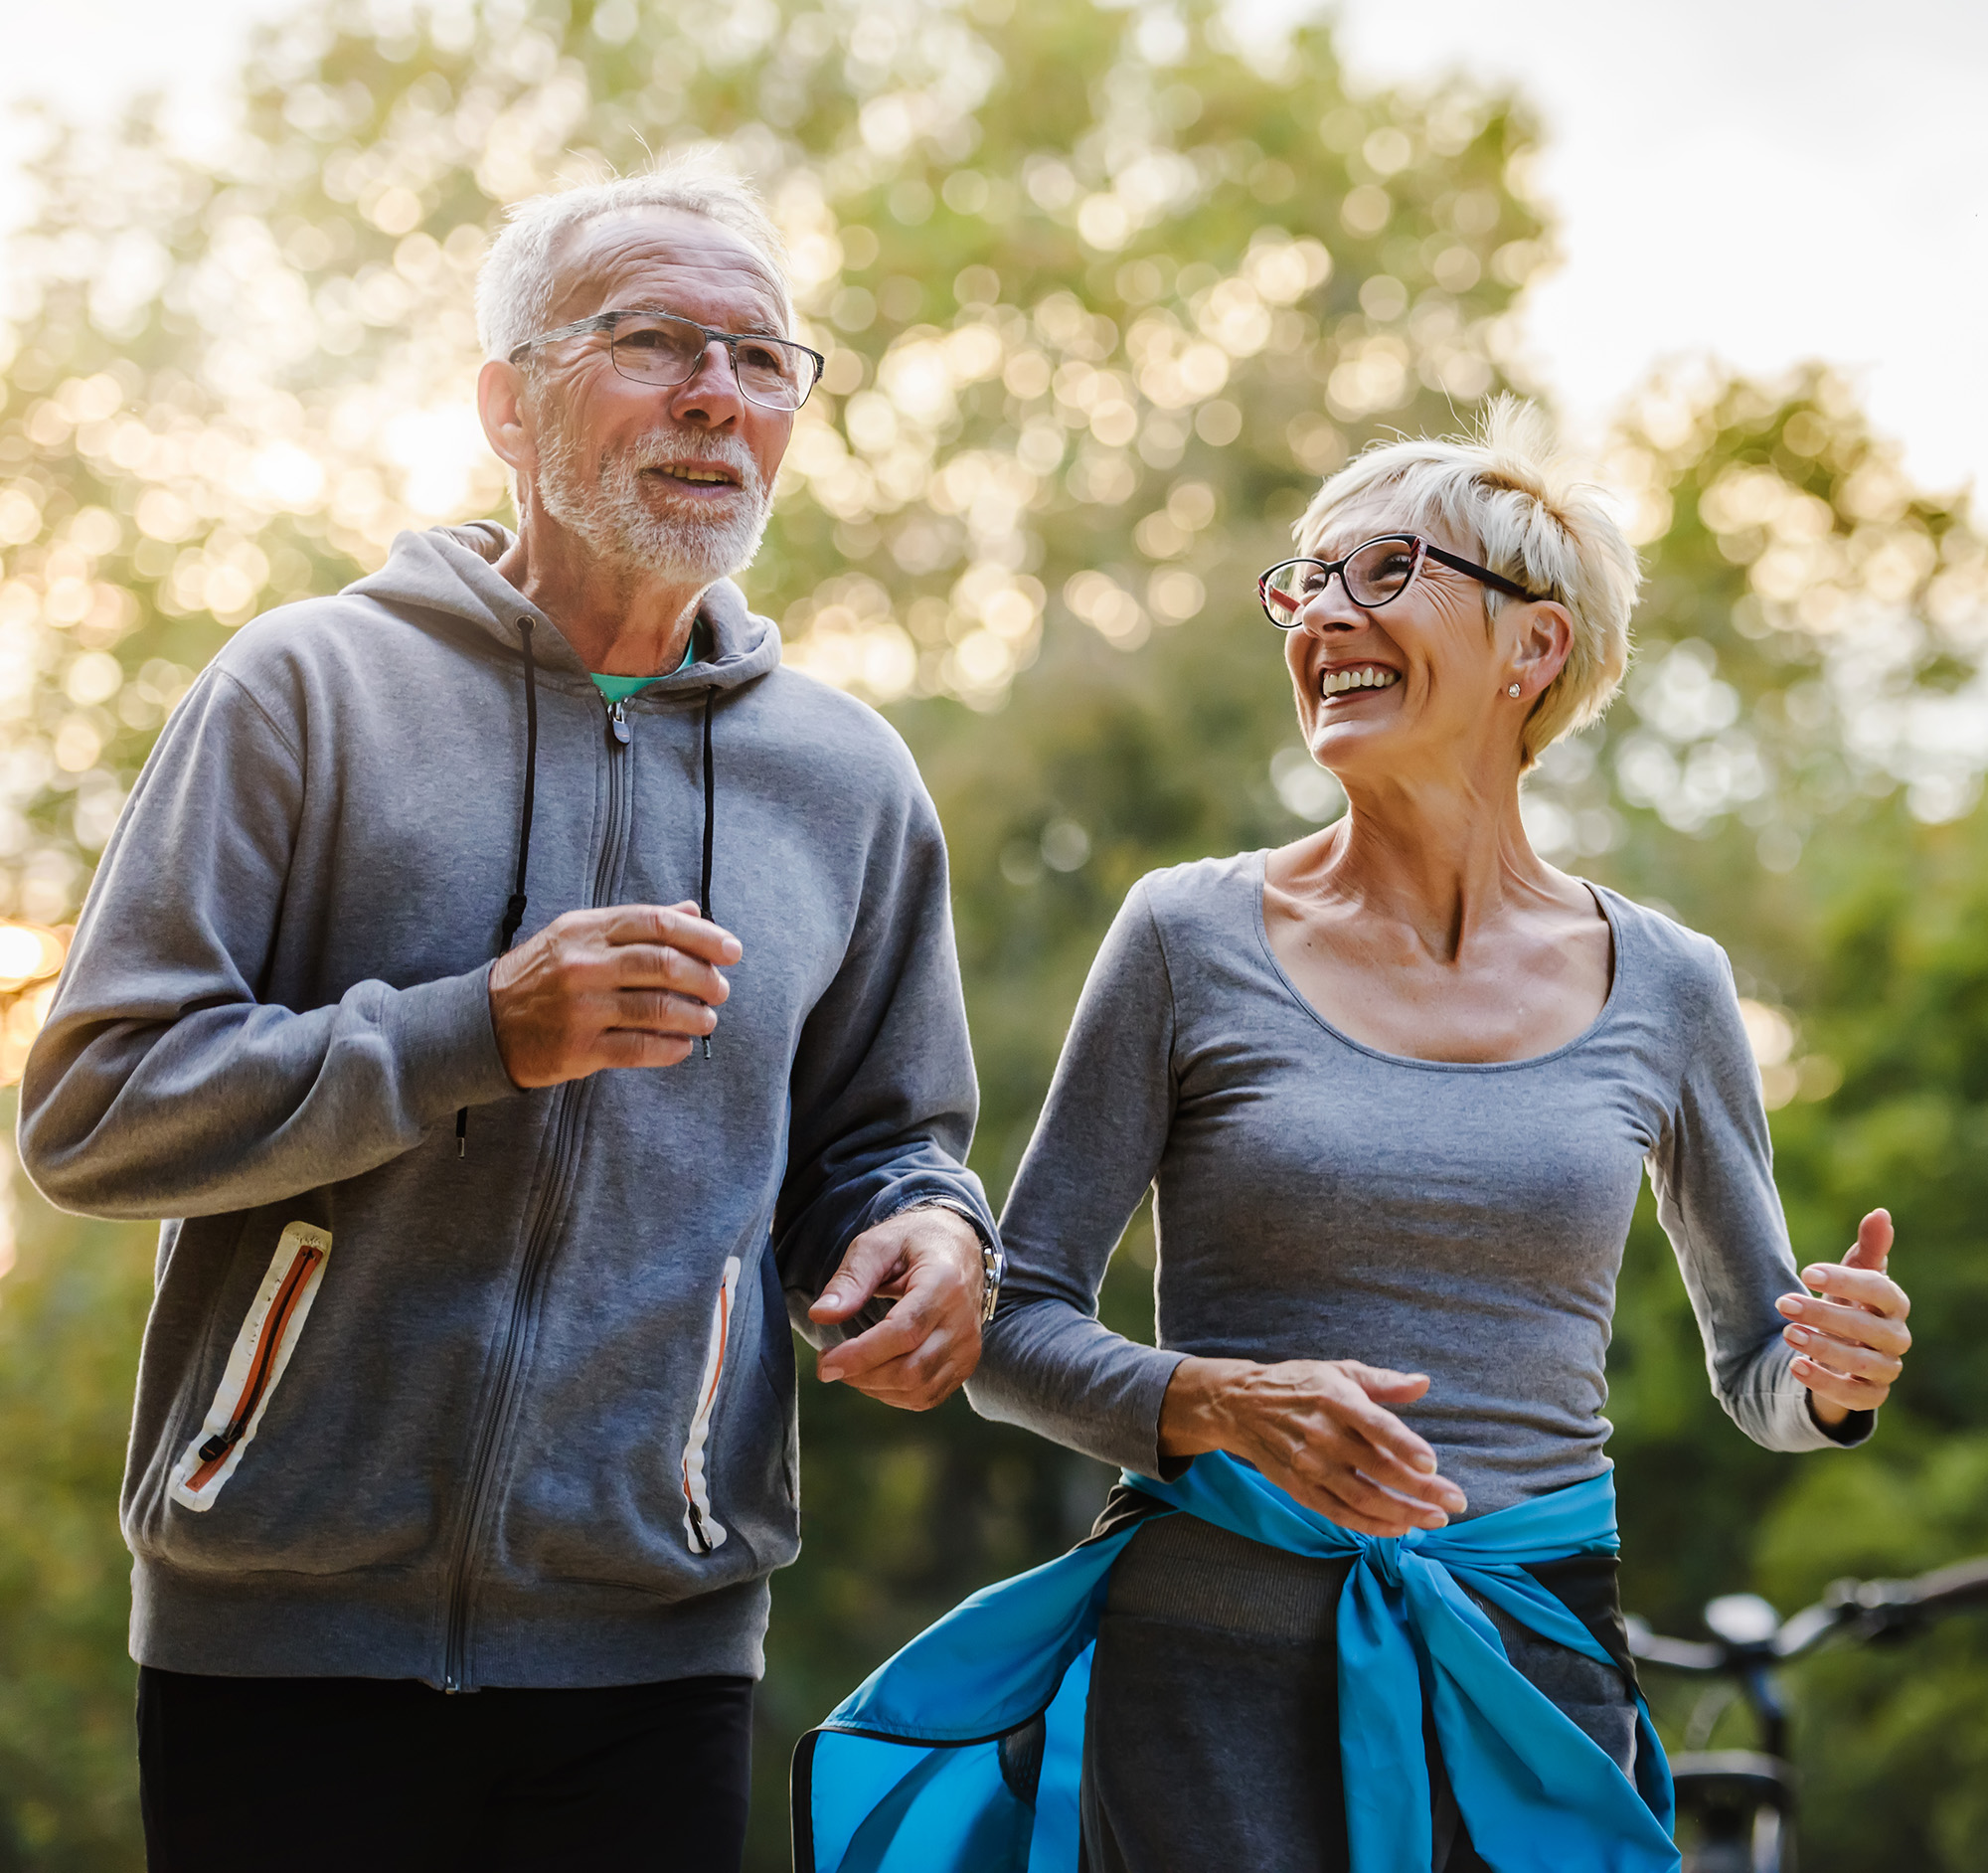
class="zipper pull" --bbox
[606,698,630,746]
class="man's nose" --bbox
[668,340,742,424]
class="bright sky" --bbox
[3,0,1983,510]
[1325,0,1988,508]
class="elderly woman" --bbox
[795,405,1911,1873]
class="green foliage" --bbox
[0,1098,150,1871]
[3,2,1987,1870]
[0,0,1540,922]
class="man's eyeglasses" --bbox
[508,308,826,414]
[1258,534,1547,627]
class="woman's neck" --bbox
[1296,771,1559,964]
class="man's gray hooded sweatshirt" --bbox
[17,522,995,1692]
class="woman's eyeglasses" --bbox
[1258,535,1546,627]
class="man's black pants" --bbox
[137,1666,753,1871]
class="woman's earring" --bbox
[1507,682,1522,698]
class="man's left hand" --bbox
[810,1208,985,1410]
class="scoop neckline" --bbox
[1246,848,1625,1074]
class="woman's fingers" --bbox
[1785,1216,1910,1417]
[1273,1465,1432,1537]
[1319,1389,1467,1512]
[1791,1351,1891,1412]
[1843,1208,1894,1271]
[1776,1288,1911,1355]
[1264,1413,1460,1521]
[1796,1262,1909,1319]
[1781,1326,1903,1388]
[1174,1356,1469,1527]
[1341,1361,1433,1404]
[1312,1460,1452,1531]
[1326,1370,1439,1463]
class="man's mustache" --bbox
[613,430,764,498]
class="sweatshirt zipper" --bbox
[440,697,634,1693]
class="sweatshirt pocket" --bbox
[169,1222,333,1513]
[680,1256,742,1555]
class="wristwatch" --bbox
[977,1229,1005,1325]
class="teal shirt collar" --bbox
[588,636,696,705]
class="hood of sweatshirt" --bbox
[348,521,785,694]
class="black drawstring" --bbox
[501,620,541,951]
[699,686,716,1061]
[460,618,540,1156]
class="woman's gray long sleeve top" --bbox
[968,853,1867,1515]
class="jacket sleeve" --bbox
[965,879,1187,1476]
[17,666,516,1220]
[1646,942,1872,1452]
[771,765,995,1341]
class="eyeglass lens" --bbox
[1262,539,1420,622]
[609,314,813,411]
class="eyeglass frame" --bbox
[506,306,827,412]
[1257,533,1548,628]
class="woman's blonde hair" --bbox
[1293,398,1639,768]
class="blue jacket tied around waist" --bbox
[795,1454,1677,1873]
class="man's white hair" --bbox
[475,153,796,362]
[1295,397,1641,769]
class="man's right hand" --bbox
[488,901,742,1089]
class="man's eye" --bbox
[619,327,672,350]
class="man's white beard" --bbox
[533,407,773,584]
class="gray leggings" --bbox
[1079,1511,1638,1873]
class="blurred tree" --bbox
[2,1,1986,1869]
[0,0,1540,925]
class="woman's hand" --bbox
[1776,1209,1910,1426]
[1158,1356,1468,1537]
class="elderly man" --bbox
[19,159,998,1870]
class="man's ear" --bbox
[477,358,536,484]
[1510,599,1574,691]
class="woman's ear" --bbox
[1507,600,1574,697]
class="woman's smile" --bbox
[1317,661,1402,700]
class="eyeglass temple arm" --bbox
[1420,543,1544,603]
[508,313,615,364]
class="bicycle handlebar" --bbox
[1628,1553,1988,1672]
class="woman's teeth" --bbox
[1320,666,1401,697]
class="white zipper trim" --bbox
[169,1222,333,1512]
[681,1256,742,1554]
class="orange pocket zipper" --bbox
[170,1223,333,1511]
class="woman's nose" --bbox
[1298,585,1362,634]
